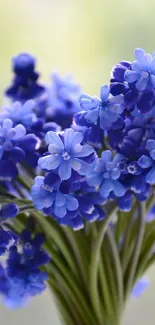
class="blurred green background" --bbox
[1,0,155,94]
[0,0,155,324]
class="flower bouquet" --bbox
[0,48,155,325]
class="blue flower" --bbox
[110,61,131,95]
[5,53,45,102]
[31,175,105,229]
[87,151,126,198]
[56,190,105,230]
[124,48,155,91]
[31,176,79,220]
[110,49,155,113]
[110,106,155,158]
[38,129,95,180]
[0,118,26,158]
[0,118,41,177]
[0,230,50,308]
[138,139,155,184]
[2,100,37,128]
[47,73,81,129]
[75,85,124,131]
[0,229,18,256]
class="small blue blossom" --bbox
[47,73,81,129]
[110,61,131,95]
[1,100,60,143]
[0,118,40,177]
[38,129,95,180]
[31,175,105,229]
[31,176,79,220]
[75,85,124,131]
[87,151,126,198]
[0,118,26,158]
[5,53,45,102]
[124,48,155,91]
[111,49,155,113]
[2,100,37,128]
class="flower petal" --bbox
[58,161,72,180]
[38,155,62,170]
[136,76,148,91]
[146,167,155,184]
[80,94,100,110]
[134,48,145,63]
[64,129,83,151]
[100,85,110,102]
[66,195,79,211]
[112,180,126,197]
[124,70,140,83]
[146,139,155,151]
[100,179,113,198]
[45,131,64,149]
[101,150,112,163]
[138,155,153,168]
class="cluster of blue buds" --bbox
[1,48,155,307]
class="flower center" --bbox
[62,151,70,160]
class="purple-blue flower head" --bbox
[0,119,26,158]
[87,151,126,198]
[75,85,124,131]
[31,176,79,220]
[5,53,45,102]
[2,100,37,128]
[110,49,155,113]
[125,48,155,91]
[38,128,95,180]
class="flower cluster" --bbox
[1,48,155,308]
[31,128,105,229]
[0,230,49,307]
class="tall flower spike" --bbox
[5,53,45,102]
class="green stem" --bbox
[33,211,80,279]
[48,279,82,325]
[125,202,146,298]
[62,227,88,287]
[121,216,135,273]
[106,227,124,320]
[89,206,118,324]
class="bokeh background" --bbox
[0,0,155,324]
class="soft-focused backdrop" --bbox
[0,0,155,324]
